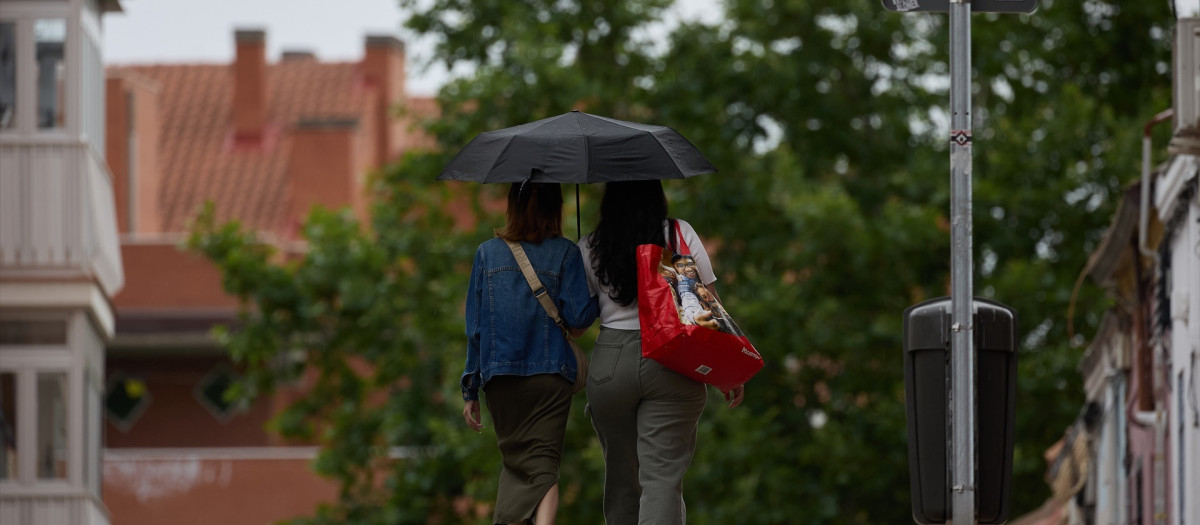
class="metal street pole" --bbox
[948,1,975,524]
[886,2,1033,523]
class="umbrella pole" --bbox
[576,184,582,241]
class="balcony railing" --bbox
[0,489,110,525]
[0,140,123,298]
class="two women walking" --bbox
[460,180,744,525]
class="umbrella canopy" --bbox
[436,110,717,183]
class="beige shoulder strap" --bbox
[503,239,588,394]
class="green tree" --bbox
[189,168,503,524]
[638,1,1172,520]
[190,0,1173,523]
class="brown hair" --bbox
[496,182,563,243]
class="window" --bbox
[196,367,241,422]
[1179,370,1186,524]
[36,372,66,480]
[1,359,73,483]
[33,18,65,130]
[0,320,68,345]
[84,369,101,495]
[104,373,150,432]
[0,21,14,129]
[1,372,15,480]
[1134,462,1144,525]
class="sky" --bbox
[102,0,723,96]
[1182,0,1200,17]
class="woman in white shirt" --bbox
[577,180,744,524]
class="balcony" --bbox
[0,140,123,300]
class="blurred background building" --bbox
[2,0,438,523]
[1,0,124,524]
[100,26,436,525]
[1015,15,1200,525]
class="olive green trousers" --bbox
[585,327,707,525]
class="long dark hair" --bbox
[588,180,668,306]
[497,182,563,243]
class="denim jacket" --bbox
[461,236,599,401]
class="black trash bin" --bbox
[902,297,1017,525]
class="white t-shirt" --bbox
[577,218,717,329]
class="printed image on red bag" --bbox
[637,220,763,392]
[656,253,745,337]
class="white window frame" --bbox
[0,346,80,492]
[0,1,76,140]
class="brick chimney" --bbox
[287,118,363,231]
[281,49,315,62]
[105,72,162,235]
[362,35,406,167]
[232,29,267,142]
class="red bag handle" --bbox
[667,218,690,256]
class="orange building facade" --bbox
[101,29,436,525]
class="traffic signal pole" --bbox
[948,1,975,523]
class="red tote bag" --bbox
[637,220,763,392]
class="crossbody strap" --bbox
[504,240,571,338]
[666,218,690,256]
[503,239,587,393]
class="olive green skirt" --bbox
[483,373,573,524]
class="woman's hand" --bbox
[724,384,745,408]
[463,400,484,432]
[694,310,719,329]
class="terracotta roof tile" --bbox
[109,60,396,235]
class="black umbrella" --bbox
[437,110,716,238]
[436,110,717,183]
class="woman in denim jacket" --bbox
[460,182,599,525]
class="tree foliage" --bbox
[190,0,1173,523]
